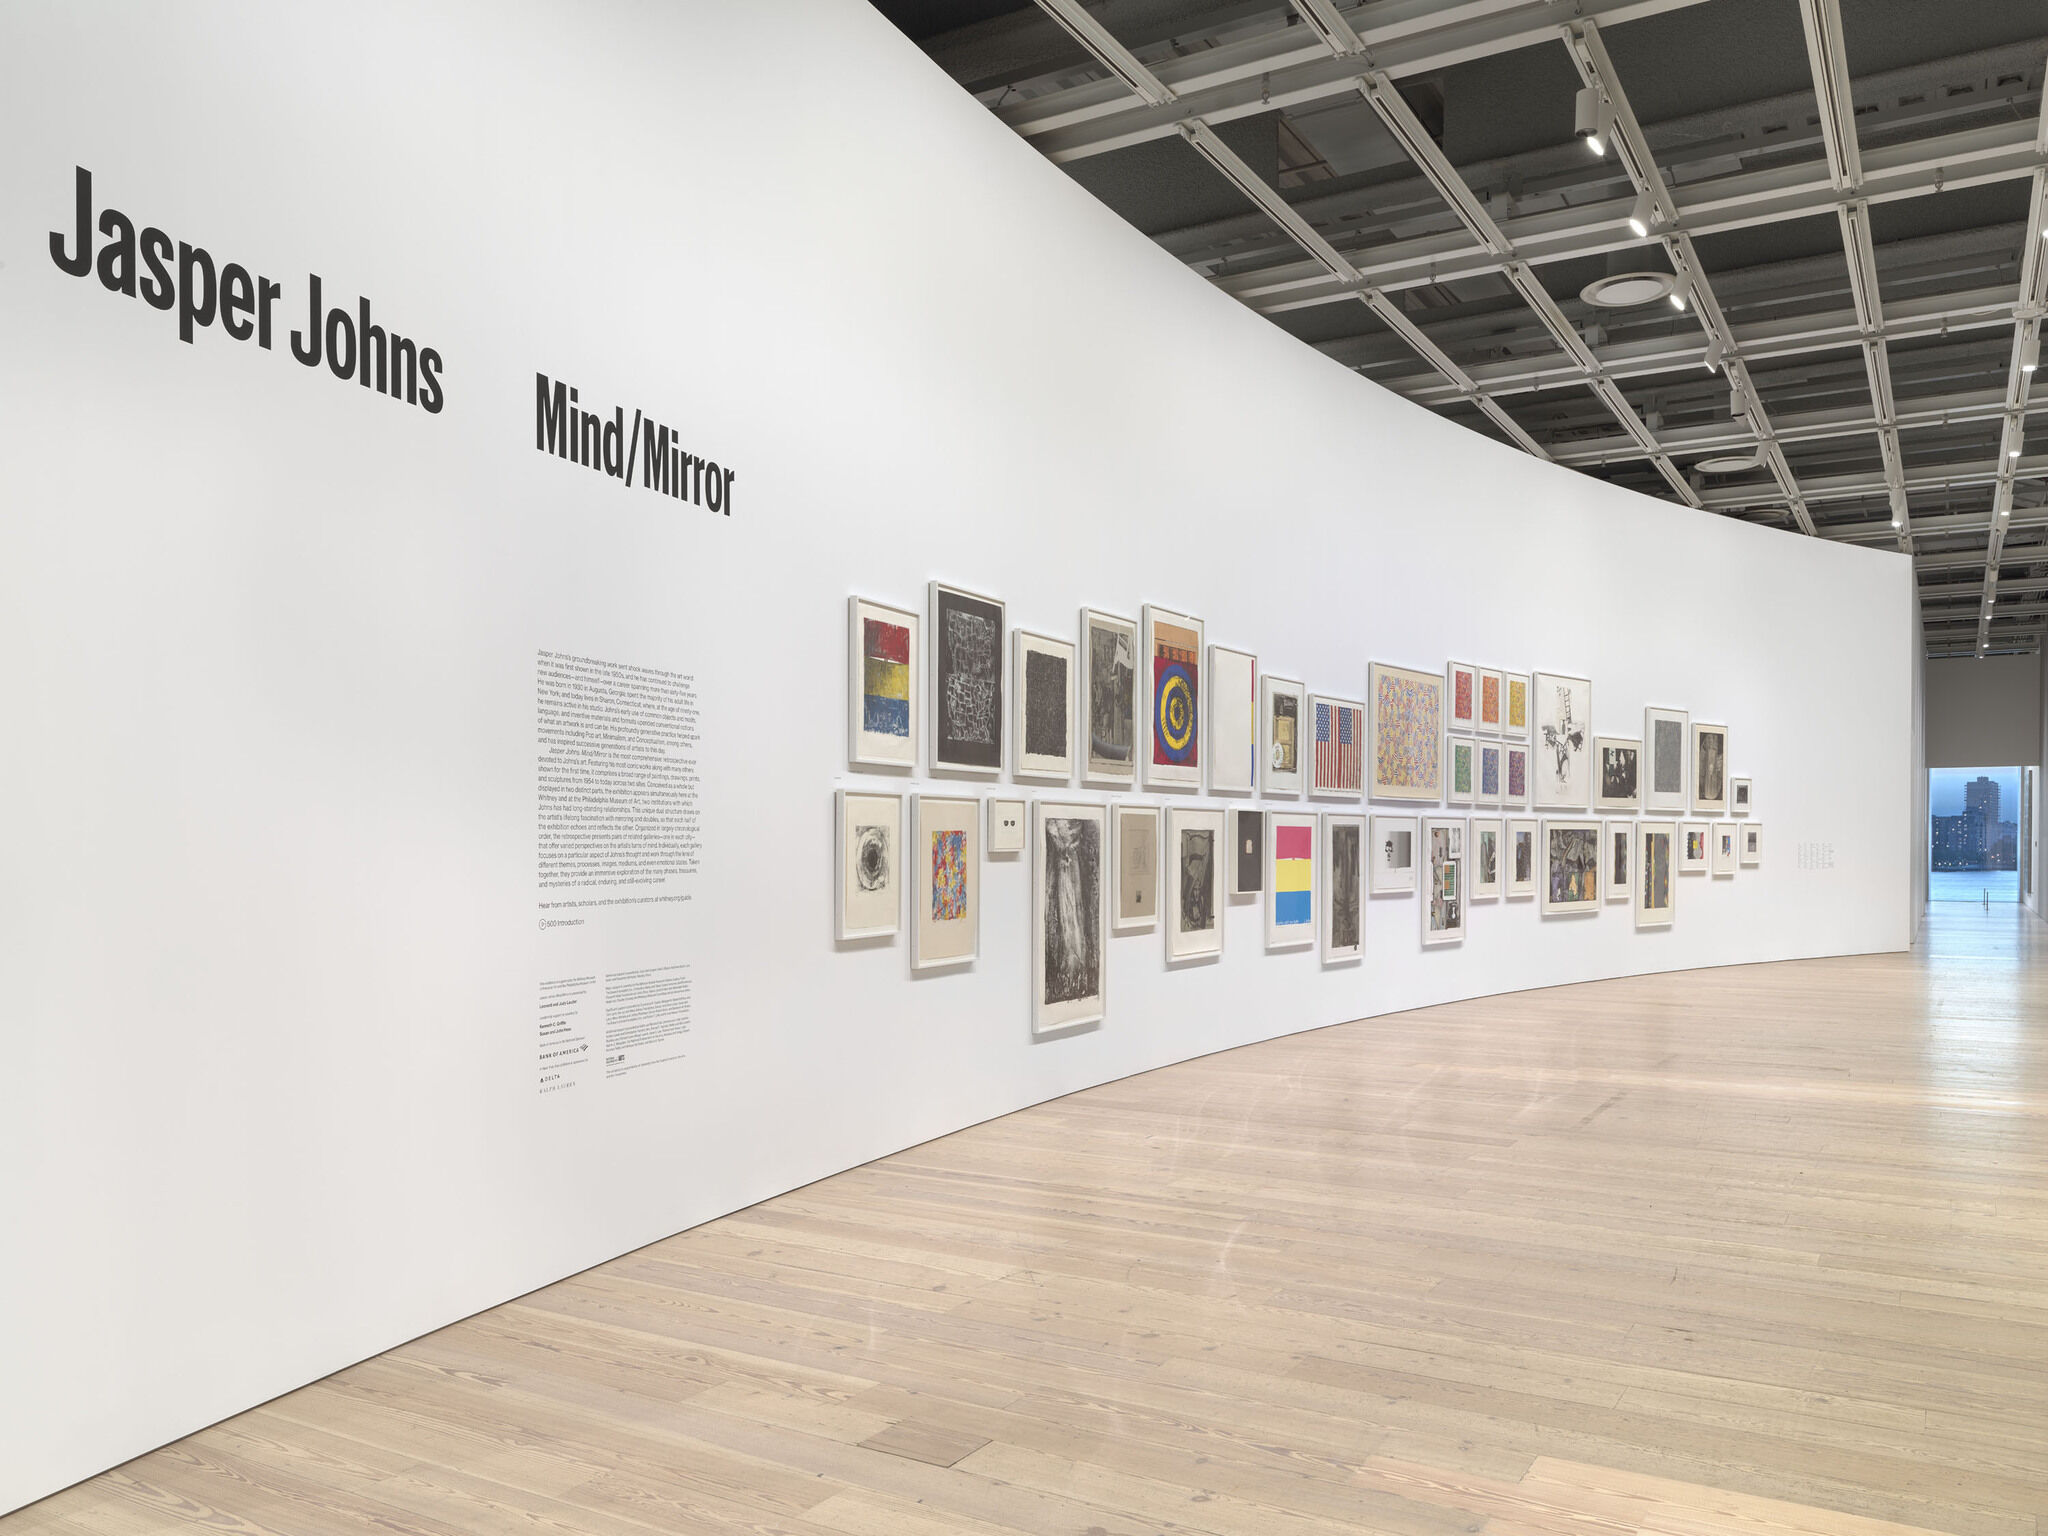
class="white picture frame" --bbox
[1079,607,1139,787]
[1142,604,1204,790]
[1741,821,1763,866]
[1308,693,1366,799]
[1422,816,1465,945]
[1165,805,1225,961]
[987,797,1026,855]
[1369,814,1417,896]
[1112,803,1159,934]
[835,789,903,941]
[1447,660,1479,733]
[1479,740,1505,807]
[1503,671,1531,741]
[847,595,918,770]
[1540,818,1602,915]
[1643,705,1689,814]
[1502,742,1530,809]
[1266,811,1316,951]
[910,793,981,968]
[1594,735,1641,813]
[1320,812,1364,963]
[1679,821,1711,874]
[1031,800,1107,1035]
[1532,672,1593,810]
[1636,820,1676,928]
[1693,722,1730,815]
[1368,661,1444,802]
[1470,818,1503,901]
[1012,629,1075,782]
[1207,644,1257,795]
[1260,673,1306,797]
[1712,822,1739,876]
[1445,736,1476,806]
[1230,806,1265,899]
[928,580,1005,778]
[1604,819,1634,904]
[1477,667,1505,736]
[1731,777,1753,815]
[1507,817,1538,898]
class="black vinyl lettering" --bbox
[138,227,173,310]
[175,242,216,343]
[50,165,91,277]
[219,264,254,341]
[95,208,135,296]
[290,272,323,366]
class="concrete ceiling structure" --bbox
[874,0,2048,658]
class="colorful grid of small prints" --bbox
[862,617,911,738]
[1274,824,1312,926]
[1374,672,1441,790]
[931,829,967,919]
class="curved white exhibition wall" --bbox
[0,0,1912,1510]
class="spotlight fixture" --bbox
[1627,191,1655,239]
[1668,288,1688,311]
[1574,87,1608,157]
[2023,332,2040,373]
[1703,336,1724,373]
[1729,381,1746,418]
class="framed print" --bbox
[835,789,902,941]
[1422,817,1465,945]
[1478,668,1504,735]
[1207,644,1257,794]
[1112,804,1159,933]
[1594,736,1640,813]
[1165,806,1225,961]
[1032,801,1107,1035]
[1369,662,1444,801]
[1309,693,1366,799]
[1265,812,1316,951]
[1321,813,1364,963]
[1712,822,1738,876]
[1679,822,1711,873]
[910,794,980,968]
[1261,674,1305,796]
[1143,605,1203,789]
[1503,742,1530,808]
[1644,706,1689,814]
[1637,821,1676,928]
[1013,629,1075,782]
[1504,672,1530,740]
[1231,807,1265,898]
[1741,821,1763,866]
[1470,818,1503,901]
[848,596,918,770]
[1541,818,1601,915]
[987,797,1026,855]
[1731,777,1753,815]
[1507,818,1538,898]
[1080,607,1139,786]
[1446,736,1476,806]
[1604,820,1633,904]
[1693,723,1729,814]
[1532,672,1592,810]
[1370,814,1417,895]
[929,581,1004,777]
[1478,741,1504,807]
[1447,661,1479,733]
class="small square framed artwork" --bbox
[1712,822,1739,876]
[1741,822,1763,866]
[1594,735,1641,813]
[987,797,1026,855]
[1679,822,1711,874]
[1731,777,1752,815]
[1370,814,1417,895]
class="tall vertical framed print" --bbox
[1266,811,1316,951]
[1713,822,1739,875]
[1636,821,1676,927]
[1032,801,1106,1034]
[1261,674,1305,796]
[1447,661,1479,733]
[1532,672,1592,810]
[1604,819,1633,904]
[1731,777,1752,815]
[1165,806,1225,961]
[1321,813,1364,962]
[1231,807,1265,898]
[1680,822,1710,873]
[928,581,1004,777]
[910,794,980,968]
[1368,661,1443,802]
[1309,693,1366,799]
[1507,817,1538,898]
[1113,804,1158,933]
[1370,814,1417,895]
[1470,818,1503,901]
[1503,742,1530,808]
[1594,736,1641,813]
[848,596,918,770]
[1446,736,1476,806]
[1477,668,1504,735]
[1422,817,1465,945]
[1012,629,1075,782]
[1079,607,1138,787]
[1692,722,1729,814]
[1643,705,1689,814]
[1741,822,1763,866]
[1143,605,1203,789]
[1541,818,1600,915]
[1504,672,1530,740]
[1478,741,1504,807]
[1207,644,1257,794]
[835,789,903,941]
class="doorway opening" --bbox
[1929,767,2020,902]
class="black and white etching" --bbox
[1515,829,1533,885]
[1611,828,1629,887]
[1087,620,1134,773]
[1697,729,1726,802]
[1179,827,1215,933]
[1601,744,1638,801]
[935,587,1002,770]
[1476,828,1498,887]
[1024,648,1068,760]
[1381,825,1412,872]
[854,824,889,893]
[1042,815,1101,1006]
[1540,681,1585,795]
[1653,717,1684,794]
[1330,822,1360,950]
[1236,809,1264,894]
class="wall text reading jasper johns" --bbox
[49,167,445,413]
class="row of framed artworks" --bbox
[836,788,1763,1034]
[851,591,1749,815]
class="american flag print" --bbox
[1315,701,1362,793]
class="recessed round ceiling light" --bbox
[1694,453,1763,474]
[1580,271,1677,307]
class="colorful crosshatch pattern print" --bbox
[1480,744,1501,798]
[1452,740,1473,796]
[1274,823,1312,928]
[1507,676,1528,733]
[1152,621,1200,768]
[1454,668,1474,725]
[931,830,967,920]
[863,617,911,738]
[1372,666,1443,797]
[1508,746,1528,800]
[1480,673,1501,730]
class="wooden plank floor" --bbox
[12,902,2048,1536]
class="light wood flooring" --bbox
[11,902,2048,1536]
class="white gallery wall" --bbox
[0,1,1914,1509]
